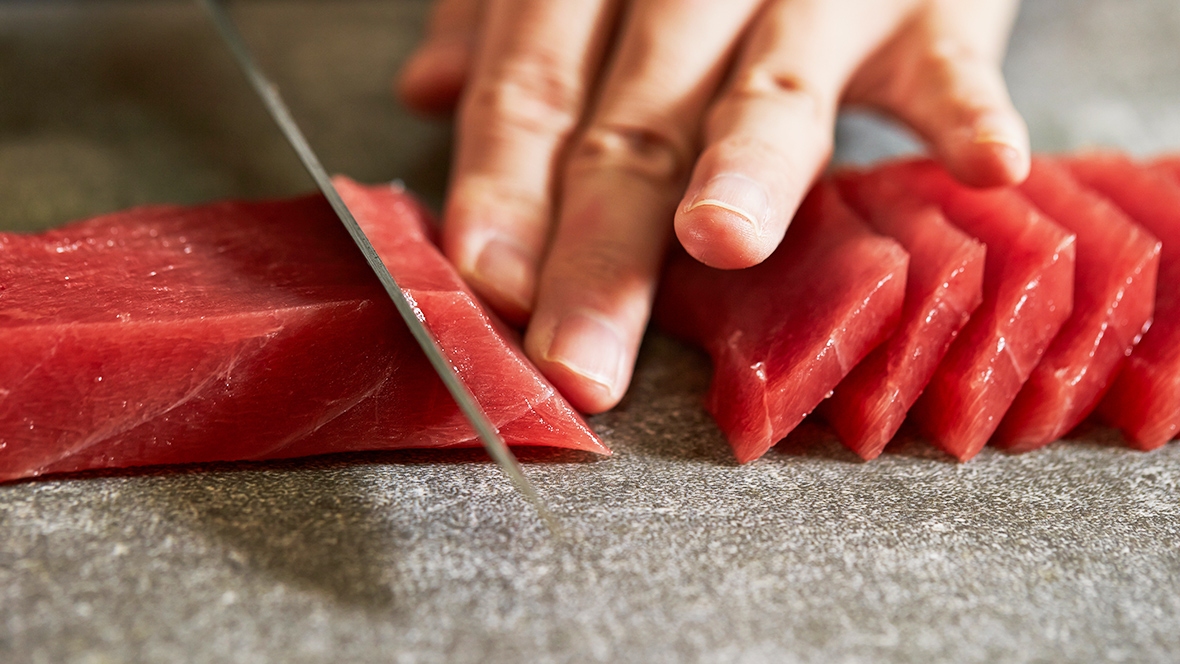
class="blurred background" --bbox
[3,1,1178,231]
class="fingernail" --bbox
[972,130,1022,153]
[972,128,1029,180]
[472,236,536,312]
[683,173,771,235]
[543,310,625,394]
[970,115,1026,152]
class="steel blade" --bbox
[200,0,558,531]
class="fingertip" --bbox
[441,178,552,328]
[869,37,1032,190]
[464,235,538,326]
[675,205,771,269]
[396,41,469,116]
[940,119,1031,188]
[674,172,778,269]
[540,361,622,414]
[444,226,537,327]
[527,309,630,413]
[967,137,1030,186]
[469,281,533,328]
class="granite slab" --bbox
[2,1,1179,663]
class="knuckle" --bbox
[703,128,832,174]
[725,68,834,120]
[927,38,989,68]
[707,135,782,166]
[569,123,693,186]
[912,40,998,94]
[464,52,582,137]
[901,44,1006,121]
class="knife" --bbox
[199,0,558,531]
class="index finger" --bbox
[675,0,917,269]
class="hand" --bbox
[398,0,1029,413]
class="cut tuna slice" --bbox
[822,174,986,460]
[1068,154,1180,449]
[654,184,909,463]
[882,160,1076,461]
[992,158,1161,451]
[0,178,608,483]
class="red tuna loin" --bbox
[1068,154,1180,449]
[655,184,909,463]
[992,157,1161,451]
[883,160,1076,461]
[823,175,986,460]
[0,178,608,482]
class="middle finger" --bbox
[525,0,764,412]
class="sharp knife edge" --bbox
[199,0,558,533]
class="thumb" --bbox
[847,0,1030,187]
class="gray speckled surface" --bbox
[3,1,1180,663]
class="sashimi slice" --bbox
[992,158,1161,451]
[0,178,608,483]
[822,176,986,460]
[881,160,1076,461]
[1067,154,1180,449]
[654,184,909,463]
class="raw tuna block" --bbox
[0,178,608,483]
[1068,154,1180,449]
[823,174,986,460]
[655,184,909,463]
[886,160,1076,461]
[992,158,1161,451]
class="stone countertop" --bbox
[2,1,1179,662]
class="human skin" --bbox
[397,0,1029,414]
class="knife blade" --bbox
[199,0,558,531]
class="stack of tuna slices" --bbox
[1,153,1178,482]
[657,153,1180,462]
